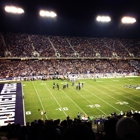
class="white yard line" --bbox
[104,81,140,105]
[83,85,121,112]
[112,83,140,97]
[69,87,106,115]
[32,82,48,119]
[21,82,26,125]
[60,89,87,115]
[43,82,68,117]
[89,83,136,111]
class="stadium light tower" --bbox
[4,5,24,14]
[39,10,57,18]
[96,15,111,22]
[121,16,136,24]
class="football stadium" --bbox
[0,0,140,140]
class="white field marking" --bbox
[55,107,68,111]
[26,111,31,115]
[40,83,46,85]
[97,85,136,110]
[22,84,26,86]
[83,84,121,112]
[32,82,48,119]
[123,84,140,91]
[43,82,68,117]
[70,87,106,115]
[88,81,137,110]
[103,81,140,105]
[86,104,101,108]
[60,89,87,115]
[21,82,26,125]
[110,81,140,99]
[116,101,129,105]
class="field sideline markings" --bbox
[43,82,68,117]
[60,89,87,115]
[69,87,106,115]
[104,81,140,105]
[21,82,26,125]
[94,83,137,110]
[32,82,48,119]
[84,83,121,112]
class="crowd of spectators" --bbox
[0,59,139,78]
[0,34,5,57]
[0,111,140,140]
[3,33,33,57]
[0,32,139,78]
[0,32,140,58]
[49,36,75,57]
[29,35,56,57]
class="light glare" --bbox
[4,6,24,14]
[39,10,57,17]
[96,16,111,22]
[121,17,136,24]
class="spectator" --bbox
[97,117,118,140]
[116,117,140,140]
[62,123,95,140]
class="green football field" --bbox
[22,77,140,123]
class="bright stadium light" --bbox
[4,6,24,14]
[39,10,57,18]
[96,15,111,22]
[121,16,136,24]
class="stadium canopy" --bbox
[121,16,136,24]
[4,5,24,14]
[39,10,57,18]
[96,15,111,22]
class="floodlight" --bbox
[96,16,111,22]
[121,16,136,24]
[50,11,57,17]
[39,10,57,18]
[4,6,24,14]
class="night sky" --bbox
[0,0,140,38]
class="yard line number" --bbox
[56,107,68,111]
[116,101,129,105]
[55,104,101,111]
[87,104,100,108]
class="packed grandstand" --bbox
[0,32,140,140]
[0,32,140,79]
